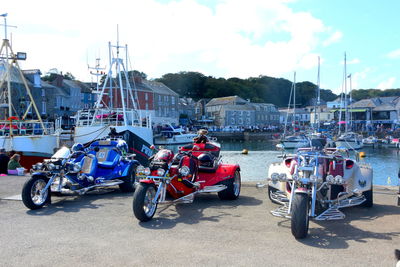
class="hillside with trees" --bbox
[155,71,337,107]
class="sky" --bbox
[1,0,400,94]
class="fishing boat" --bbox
[74,31,153,165]
[154,124,197,145]
[0,14,59,168]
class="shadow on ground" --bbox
[275,203,400,249]
[25,189,131,216]
[138,194,262,230]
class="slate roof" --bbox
[206,96,248,106]
[142,80,178,96]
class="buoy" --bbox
[359,151,366,157]
[242,149,249,155]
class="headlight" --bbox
[157,168,166,176]
[326,175,334,184]
[144,167,151,176]
[47,163,55,171]
[278,173,287,181]
[179,166,190,176]
[335,175,344,185]
[136,165,145,175]
[32,163,43,171]
[309,174,318,183]
[271,173,279,182]
[68,163,81,173]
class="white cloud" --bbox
[323,31,342,46]
[386,49,400,59]
[376,77,396,89]
[2,0,336,83]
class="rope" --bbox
[73,125,109,138]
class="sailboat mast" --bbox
[293,72,296,129]
[344,53,348,133]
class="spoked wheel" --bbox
[21,176,50,210]
[132,183,158,222]
[291,193,309,239]
[218,170,241,200]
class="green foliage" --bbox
[351,88,400,100]
[156,72,338,107]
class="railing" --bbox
[75,108,151,128]
[0,121,55,136]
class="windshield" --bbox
[51,147,71,160]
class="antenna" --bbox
[0,13,17,40]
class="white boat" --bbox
[74,36,153,165]
[0,15,59,168]
[154,124,197,145]
[280,135,310,149]
[362,136,378,147]
[335,132,363,150]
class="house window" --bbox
[145,103,148,110]
[231,118,235,125]
[145,93,148,101]
[171,97,175,105]
[42,101,46,114]
[41,89,45,97]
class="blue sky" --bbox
[2,0,400,94]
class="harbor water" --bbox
[165,140,400,186]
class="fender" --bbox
[121,160,140,177]
[30,172,49,180]
[139,179,155,184]
[198,163,240,187]
[294,187,308,194]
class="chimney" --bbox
[54,74,63,87]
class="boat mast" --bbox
[283,72,295,138]
[91,25,140,127]
[0,13,47,133]
[314,56,321,132]
[344,53,348,133]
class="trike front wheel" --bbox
[132,183,158,222]
[21,176,50,210]
[291,193,309,239]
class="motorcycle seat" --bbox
[96,148,120,169]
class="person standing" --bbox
[0,149,9,174]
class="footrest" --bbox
[199,185,227,193]
[271,204,291,219]
[337,196,366,208]
[271,190,289,204]
[315,207,345,220]
[173,193,194,204]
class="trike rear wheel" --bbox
[218,170,241,200]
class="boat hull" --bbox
[335,140,363,150]
[154,134,197,145]
[0,135,58,168]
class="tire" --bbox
[21,176,50,210]
[291,193,309,239]
[361,185,373,207]
[119,165,136,193]
[218,170,241,200]
[132,183,158,222]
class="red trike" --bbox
[132,138,241,222]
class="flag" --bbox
[347,74,352,78]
